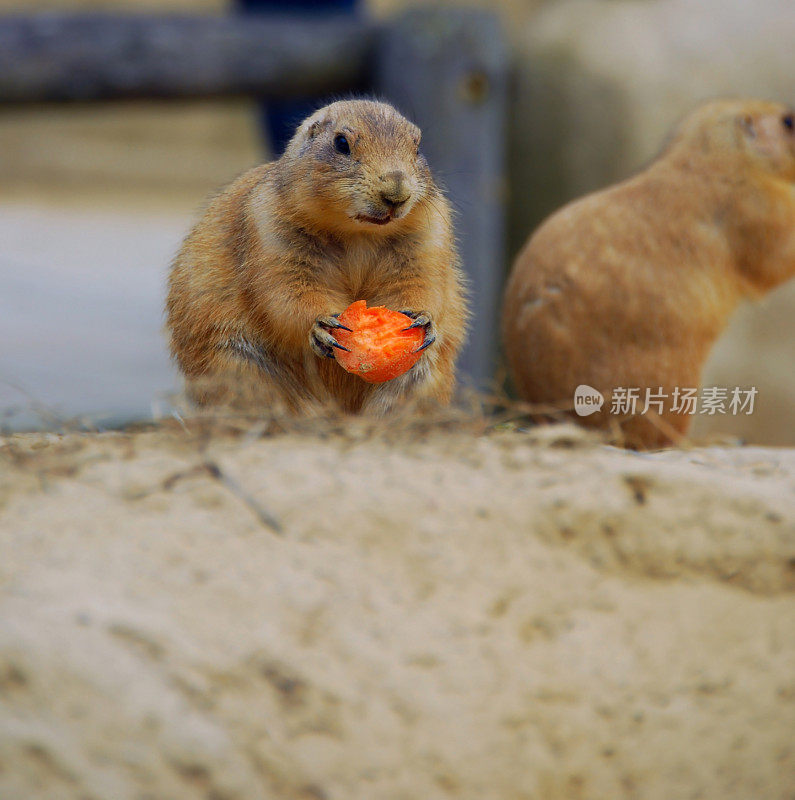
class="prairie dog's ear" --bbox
[288,115,328,156]
[738,111,793,168]
[738,114,757,140]
[410,124,421,149]
[305,116,330,140]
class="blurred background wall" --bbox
[0,0,793,443]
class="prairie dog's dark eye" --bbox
[783,113,794,132]
[333,134,351,155]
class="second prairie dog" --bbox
[167,99,467,414]
[503,99,795,448]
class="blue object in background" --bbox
[236,0,361,154]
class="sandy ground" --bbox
[0,419,793,800]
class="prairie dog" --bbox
[167,99,467,414]
[503,99,795,447]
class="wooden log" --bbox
[375,8,508,388]
[0,13,375,103]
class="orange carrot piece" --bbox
[334,300,425,383]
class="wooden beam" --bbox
[376,9,508,388]
[0,13,375,103]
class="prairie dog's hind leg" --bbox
[186,335,314,412]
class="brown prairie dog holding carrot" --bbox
[503,99,795,448]
[166,99,467,414]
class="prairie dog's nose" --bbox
[379,171,411,206]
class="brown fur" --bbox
[503,99,795,448]
[167,100,467,414]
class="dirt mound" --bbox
[1,423,793,799]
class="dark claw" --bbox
[318,314,352,332]
[414,332,436,353]
[402,319,430,332]
[310,337,334,359]
[399,309,435,352]
[311,313,351,359]
[326,318,352,332]
[399,309,431,332]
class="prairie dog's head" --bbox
[666,99,795,292]
[280,100,434,234]
[667,99,795,181]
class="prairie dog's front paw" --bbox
[309,313,352,359]
[399,309,436,353]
